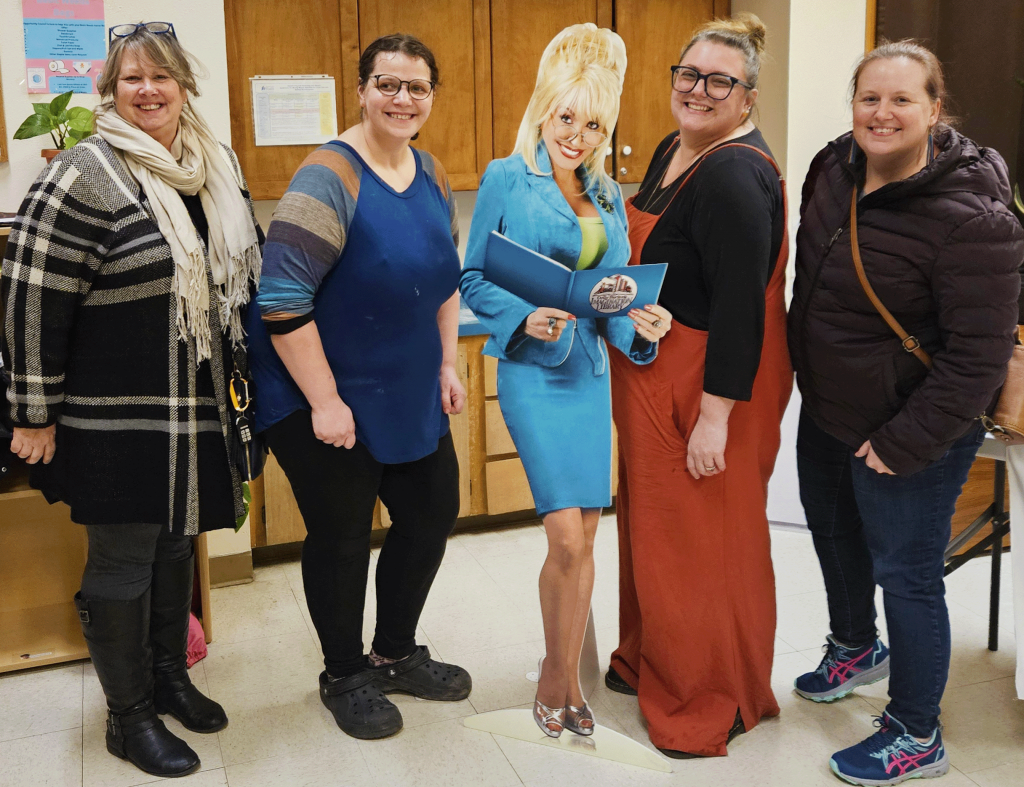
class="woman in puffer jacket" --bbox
[787,40,1023,786]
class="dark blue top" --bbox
[246,141,462,463]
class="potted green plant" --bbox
[14,91,94,164]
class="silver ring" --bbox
[547,326,554,336]
[547,316,557,336]
[652,319,663,329]
[703,465,715,471]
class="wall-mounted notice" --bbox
[251,76,337,147]
[23,0,106,94]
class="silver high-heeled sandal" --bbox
[564,702,595,735]
[533,656,564,738]
[533,698,565,738]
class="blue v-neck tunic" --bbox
[247,141,461,464]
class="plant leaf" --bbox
[1015,184,1023,215]
[31,102,53,116]
[49,91,73,116]
[66,106,93,122]
[67,114,92,133]
[13,113,54,140]
[235,481,251,531]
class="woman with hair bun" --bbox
[604,13,792,757]
[461,23,671,738]
[790,40,1022,785]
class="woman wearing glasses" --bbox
[245,34,470,741]
[604,14,792,757]
[461,23,671,738]
[2,23,261,777]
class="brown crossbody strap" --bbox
[849,190,934,370]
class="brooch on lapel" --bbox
[595,192,615,214]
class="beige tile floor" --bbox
[2,516,1022,786]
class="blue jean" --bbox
[796,408,983,736]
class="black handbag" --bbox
[228,353,267,482]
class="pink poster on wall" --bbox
[23,0,105,94]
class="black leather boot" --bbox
[150,552,228,733]
[75,591,200,778]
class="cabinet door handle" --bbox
[620,167,628,175]
[621,145,632,156]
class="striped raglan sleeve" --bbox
[257,147,359,334]
[422,152,459,248]
[1,153,109,427]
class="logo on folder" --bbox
[589,274,638,313]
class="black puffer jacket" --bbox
[789,128,1024,475]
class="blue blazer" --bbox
[460,144,657,373]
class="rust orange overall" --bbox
[609,143,793,756]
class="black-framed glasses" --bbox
[371,74,435,100]
[109,21,176,44]
[670,65,752,100]
[553,122,607,148]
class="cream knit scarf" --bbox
[94,105,261,362]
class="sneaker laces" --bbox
[863,716,909,757]
[815,640,842,676]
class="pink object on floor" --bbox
[186,612,207,667]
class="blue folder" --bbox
[482,231,668,319]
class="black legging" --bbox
[265,409,460,678]
[81,523,194,601]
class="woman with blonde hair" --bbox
[461,23,671,738]
[605,13,792,757]
[3,23,261,777]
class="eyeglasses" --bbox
[371,74,435,100]
[109,22,176,44]
[553,123,607,148]
[670,65,752,100]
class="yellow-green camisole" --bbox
[576,216,608,270]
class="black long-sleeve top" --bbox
[634,129,784,401]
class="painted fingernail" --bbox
[567,314,576,320]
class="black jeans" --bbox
[265,410,459,678]
[81,523,193,601]
[796,407,983,736]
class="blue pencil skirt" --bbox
[496,341,612,517]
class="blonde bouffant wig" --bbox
[513,23,626,196]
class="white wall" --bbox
[765,0,868,526]
[0,0,230,211]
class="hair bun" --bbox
[540,23,627,88]
[735,12,767,57]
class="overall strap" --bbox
[658,139,785,217]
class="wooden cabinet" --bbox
[226,0,493,196]
[489,0,612,161]
[224,0,349,200]
[225,0,727,197]
[613,0,726,183]
[351,0,493,190]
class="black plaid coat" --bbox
[1,136,260,535]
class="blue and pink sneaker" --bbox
[830,712,949,785]
[795,634,890,702]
